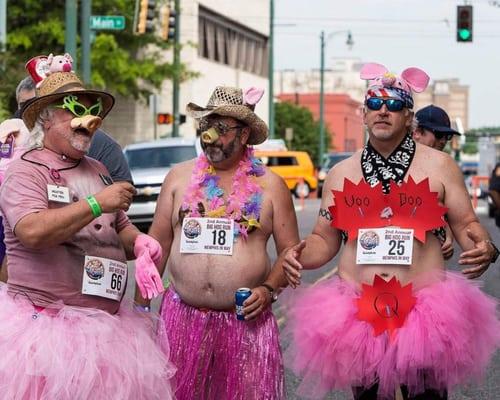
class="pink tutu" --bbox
[283,271,500,399]
[0,285,175,400]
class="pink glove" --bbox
[134,234,164,299]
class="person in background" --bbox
[412,104,462,260]
[489,162,500,228]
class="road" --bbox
[127,198,500,399]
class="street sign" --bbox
[90,16,125,30]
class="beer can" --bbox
[235,287,252,321]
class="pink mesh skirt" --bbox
[159,288,285,399]
[283,271,500,399]
[0,285,175,400]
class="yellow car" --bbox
[254,150,317,198]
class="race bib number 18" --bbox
[180,217,234,255]
[356,227,414,265]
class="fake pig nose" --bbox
[63,63,72,72]
[70,115,102,134]
[201,127,219,144]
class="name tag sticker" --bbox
[47,184,70,203]
[356,227,414,265]
[180,217,233,255]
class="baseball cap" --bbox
[415,105,460,135]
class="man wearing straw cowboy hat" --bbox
[0,57,175,399]
[135,86,299,399]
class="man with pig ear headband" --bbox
[278,63,500,400]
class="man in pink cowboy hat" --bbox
[0,57,175,399]
[277,63,500,399]
[135,86,299,399]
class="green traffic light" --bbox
[459,29,471,41]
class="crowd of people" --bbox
[0,55,498,400]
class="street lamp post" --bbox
[268,0,275,139]
[318,30,353,166]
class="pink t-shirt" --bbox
[0,148,131,314]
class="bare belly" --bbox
[167,230,271,309]
[338,231,446,287]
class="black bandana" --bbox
[360,133,446,242]
[361,133,415,194]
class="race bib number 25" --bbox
[356,227,414,265]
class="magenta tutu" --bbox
[0,285,175,400]
[283,271,500,399]
[159,288,285,400]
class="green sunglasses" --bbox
[54,95,103,118]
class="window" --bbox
[125,146,197,169]
[271,156,298,166]
[198,6,269,77]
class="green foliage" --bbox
[0,0,194,115]
[274,101,331,167]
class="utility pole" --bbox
[0,0,6,52]
[81,0,92,84]
[65,0,78,69]
[172,0,180,137]
[318,31,325,167]
[268,0,275,139]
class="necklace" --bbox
[21,148,81,184]
[181,147,265,240]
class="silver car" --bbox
[124,137,201,231]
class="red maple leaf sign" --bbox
[328,177,447,242]
[356,275,416,338]
[387,177,447,243]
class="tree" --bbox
[274,101,331,167]
[0,0,195,119]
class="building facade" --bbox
[275,59,469,152]
[278,93,364,153]
[102,0,270,146]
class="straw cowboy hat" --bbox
[22,71,114,130]
[186,86,268,145]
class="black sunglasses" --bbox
[432,131,454,141]
[365,98,405,112]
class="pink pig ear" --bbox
[401,67,429,93]
[360,63,388,80]
[243,87,264,106]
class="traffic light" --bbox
[136,0,156,35]
[157,113,173,124]
[160,5,176,41]
[457,5,473,42]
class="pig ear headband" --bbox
[360,62,430,93]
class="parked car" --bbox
[254,150,317,198]
[124,138,201,231]
[317,152,354,197]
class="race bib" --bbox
[180,217,234,255]
[47,184,70,203]
[81,256,127,301]
[356,227,414,265]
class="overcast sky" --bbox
[274,0,500,128]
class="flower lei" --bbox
[181,147,265,240]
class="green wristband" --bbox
[86,195,102,218]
